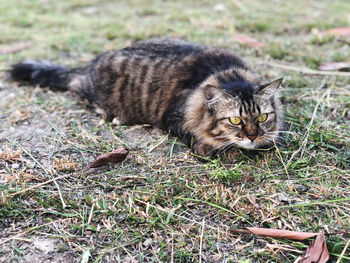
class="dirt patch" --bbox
[0,236,79,263]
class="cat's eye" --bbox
[229,116,241,125]
[257,113,268,123]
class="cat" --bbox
[9,38,284,158]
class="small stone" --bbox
[98,119,105,126]
[11,163,20,169]
[112,117,121,126]
[214,4,226,12]
[143,238,153,247]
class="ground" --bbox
[0,0,349,262]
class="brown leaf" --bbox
[245,228,329,262]
[8,109,32,124]
[86,148,128,170]
[246,227,318,240]
[299,232,329,263]
[319,62,350,71]
[232,34,264,48]
[327,27,350,37]
[0,144,22,163]
[0,42,31,54]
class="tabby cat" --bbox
[10,38,283,158]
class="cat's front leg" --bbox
[192,142,216,159]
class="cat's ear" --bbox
[204,85,228,104]
[258,78,283,97]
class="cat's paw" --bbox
[192,143,216,161]
[112,117,121,126]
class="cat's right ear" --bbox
[258,78,283,97]
[204,85,227,106]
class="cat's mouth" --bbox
[237,140,258,149]
[234,136,273,150]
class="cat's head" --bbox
[184,76,283,157]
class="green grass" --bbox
[0,0,350,262]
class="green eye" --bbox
[257,113,268,123]
[229,116,241,125]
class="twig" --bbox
[16,144,67,208]
[149,134,169,153]
[8,173,72,197]
[177,197,249,223]
[93,234,123,263]
[336,239,350,263]
[150,243,161,263]
[0,218,71,245]
[274,142,289,176]
[122,247,138,263]
[53,180,67,209]
[299,80,332,158]
[266,61,350,77]
[199,217,205,263]
[287,80,329,166]
[88,199,97,225]
[169,137,177,163]
[171,232,174,263]
[135,199,218,231]
[135,199,253,235]
[108,124,133,150]
[18,144,50,174]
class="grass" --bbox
[0,0,350,262]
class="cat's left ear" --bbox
[258,78,283,96]
[204,84,228,104]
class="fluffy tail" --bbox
[10,60,75,91]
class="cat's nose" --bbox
[247,135,257,142]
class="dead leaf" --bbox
[0,42,31,54]
[232,34,264,48]
[299,232,329,263]
[327,27,350,37]
[85,148,128,170]
[245,228,329,263]
[51,157,80,173]
[1,170,37,184]
[0,145,22,163]
[319,62,350,71]
[246,227,318,240]
[8,110,32,124]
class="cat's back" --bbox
[125,38,247,69]
[95,38,249,87]
[120,38,251,88]
[123,38,206,57]
[93,39,253,127]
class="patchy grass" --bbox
[0,0,349,262]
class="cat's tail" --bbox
[9,60,97,104]
[10,60,77,91]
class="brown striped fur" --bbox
[10,38,284,158]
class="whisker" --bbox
[263,134,283,140]
[220,143,235,153]
[266,131,295,135]
[206,140,233,156]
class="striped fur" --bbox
[10,38,284,158]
